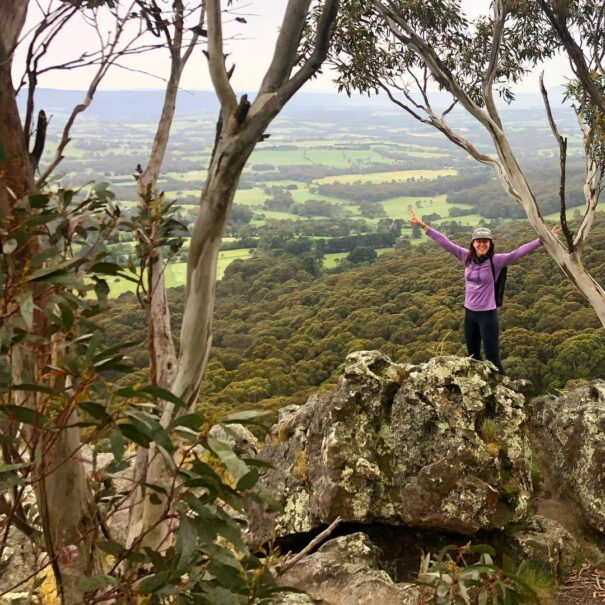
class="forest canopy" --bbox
[101,220,605,425]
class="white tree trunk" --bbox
[35,411,104,605]
[131,0,339,552]
[138,143,252,549]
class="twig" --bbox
[277,516,342,575]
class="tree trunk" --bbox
[1,7,104,601]
[487,121,605,327]
[138,138,254,550]
[0,55,33,220]
[35,411,104,605]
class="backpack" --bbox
[489,257,507,307]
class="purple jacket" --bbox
[426,227,542,311]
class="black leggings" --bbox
[463,308,505,374]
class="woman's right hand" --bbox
[408,209,427,231]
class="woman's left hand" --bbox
[551,224,562,237]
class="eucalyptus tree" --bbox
[0,0,340,602]
[333,0,605,324]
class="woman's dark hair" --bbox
[465,240,495,265]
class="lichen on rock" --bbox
[274,532,420,605]
[531,381,605,534]
[247,352,534,546]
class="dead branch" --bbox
[36,1,143,187]
[277,516,342,575]
[573,115,601,251]
[539,72,574,251]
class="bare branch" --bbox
[378,82,429,124]
[278,516,342,575]
[22,3,78,140]
[36,2,143,187]
[573,115,601,250]
[539,72,574,251]
[374,1,491,129]
[260,0,312,93]
[482,0,506,129]
[205,0,237,113]
[277,0,340,103]
[538,0,605,116]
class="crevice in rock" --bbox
[270,522,515,584]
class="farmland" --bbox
[36,90,589,296]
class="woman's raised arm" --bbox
[408,210,467,262]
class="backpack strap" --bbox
[489,256,496,284]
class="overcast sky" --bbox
[15,0,571,96]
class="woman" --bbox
[408,210,561,374]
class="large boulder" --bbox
[531,381,605,534]
[248,352,533,546]
[275,532,419,605]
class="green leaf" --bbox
[94,278,110,301]
[236,469,259,491]
[0,473,20,492]
[27,194,51,209]
[468,544,496,556]
[137,385,185,408]
[10,383,54,395]
[17,292,34,331]
[98,540,126,556]
[149,493,162,505]
[241,457,274,469]
[1,405,49,426]
[79,575,117,592]
[58,302,74,330]
[142,550,168,573]
[175,517,197,573]
[90,262,123,275]
[78,401,109,421]
[167,413,204,432]
[0,462,30,473]
[27,258,83,282]
[118,423,151,448]
[202,586,242,605]
[207,437,248,481]
[110,429,125,462]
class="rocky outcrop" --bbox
[531,381,605,534]
[506,515,579,578]
[248,352,533,546]
[275,533,419,605]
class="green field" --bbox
[109,249,253,298]
[324,247,394,268]
[315,168,457,185]
[248,148,399,168]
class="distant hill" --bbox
[19,87,572,122]
[18,88,391,121]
